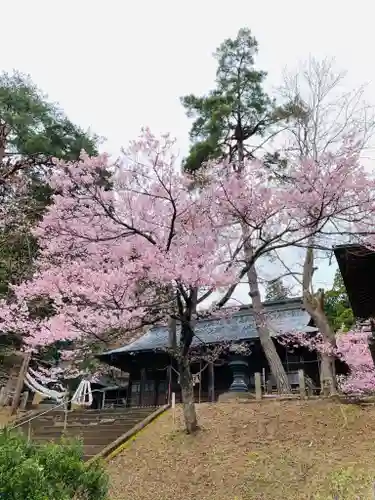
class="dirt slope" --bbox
[107,399,375,500]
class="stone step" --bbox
[68,408,154,417]
[39,410,153,422]
[53,407,156,416]
[23,410,154,427]
[30,423,139,437]
[17,406,160,462]
[64,414,152,423]
[35,433,124,447]
[19,419,142,436]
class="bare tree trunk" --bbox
[243,234,291,394]
[303,300,337,395]
[303,246,337,395]
[11,351,31,415]
[178,356,198,433]
[238,137,291,394]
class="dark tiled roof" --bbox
[100,298,316,357]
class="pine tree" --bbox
[181,29,295,393]
[0,71,100,363]
[0,71,100,296]
[181,28,291,173]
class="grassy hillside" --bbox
[107,399,375,500]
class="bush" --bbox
[0,428,109,499]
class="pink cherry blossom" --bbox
[0,129,241,352]
[279,326,375,396]
[1,129,375,388]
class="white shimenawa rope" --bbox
[71,380,93,407]
[24,370,66,402]
[24,368,93,407]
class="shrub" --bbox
[0,428,109,499]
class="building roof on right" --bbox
[333,243,375,319]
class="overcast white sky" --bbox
[3,0,374,304]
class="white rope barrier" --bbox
[24,371,66,402]
[23,376,65,403]
[71,380,93,407]
[23,366,94,408]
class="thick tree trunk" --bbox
[303,297,337,395]
[303,246,336,395]
[11,352,31,415]
[178,356,198,433]
[235,135,291,393]
[243,234,291,394]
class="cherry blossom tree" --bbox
[0,129,244,432]
[196,135,375,394]
[274,58,375,394]
[265,135,375,394]
[279,324,375,396]
[1,123,375,427]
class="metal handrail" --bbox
[10,388,106,433]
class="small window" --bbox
[158,381,167,391]
[287,353,301,363]
[144,381,155,392]
[131,382,141,393]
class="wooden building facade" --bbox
[333,243,375,319]
[97,298,321,407]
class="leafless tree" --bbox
[276,57,375,394]
[279,56,375,161]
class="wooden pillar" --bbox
[198,360,202,404]
[166,365,172,404]
[19,391,29,411]
[0,387,6,406]
[140,368,146,407]
[298,369,306,399]
[126,378,132,407]
[154,371,159,407]
[208,362,215,402]
[254,372,262,400]
[11,352,31,415]
[1,367,18,407]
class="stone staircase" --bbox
[17,406,157,461]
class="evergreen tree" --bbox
[0,71,100,296]
[181,28,291,173]
[324,269,354,332]
[265,278,289,301]
[0,71,100,362]
[181,29,295,393]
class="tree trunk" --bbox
[11,352,31,415]
[303,297,337,395]
[243,234,291,393]
[236,128,291,394]
[302,246,337,395]
[178,356,198,433]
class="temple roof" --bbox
[99,297,317,358]
[333,243,375,319]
